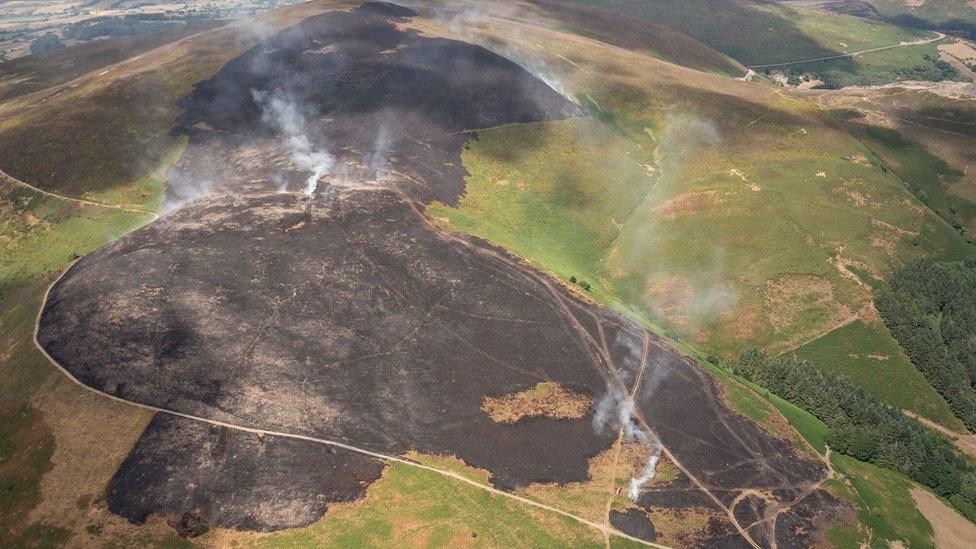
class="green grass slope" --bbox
[429,9,972,431]
[529,0,746,76]
[870,0,976,35]
[0,23,220,104]
[434,97,971,356]
[816,88,976,236]
[794,320,963,430]
[571,0,929,66]
[0,180,154,302]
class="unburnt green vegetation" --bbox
[247,461,616,548]
[0,181,154,302]
[868,0,976,35]
[816,87,976,236]
[573,0,929,65]
[789,45,960,89]
[61,14,213,42]
[0,402,60,546]
[0,24,220,104]
[28,34,63,55]
[842,121,976,242]
[795,320,963,430]
[877,259,976,431]
[831,454,936,549]
[433,92,970,356]
[718,359,937,547]
[2,0,974,543]
[530,0,745,76]
[731,349,976,523]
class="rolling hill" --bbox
[2,0,976,547]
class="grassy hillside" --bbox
[529,0,745,76]
[572,0,929,65]
[424,7,972,427]
[815,87,976,235]
[870,0,976,35]
[795,320,963,430]
[0,23,220,104]
[0,179,154,302]
[1,0,971,543]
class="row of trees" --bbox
[817,54,959,89]
[61,14,206,41]
[876,259,976,431]
[731,349,976,522]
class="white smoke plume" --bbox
[592,333,672,502]
[421,2,574,101]
[629,439,662,501]
[252,90,333,196]
[593,377,663,502]
[368,119,392,179]
[163,175,215,214]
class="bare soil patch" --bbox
[651,190,722,220]
[763,274,852,332]
[911,487,976,549]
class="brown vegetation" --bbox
[482,382,591,424]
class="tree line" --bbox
[876,258,976,431]
[731,349,976,523]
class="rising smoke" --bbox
[593,332,669,503]
[423,2,574,101]
[593,381,663,502]
[252,90,334,196]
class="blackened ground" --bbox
[635,337,825,491]
[39,185,848,542]
[169,1,582,205]
[774,489,852,548]
[609,508,656,543]
[107,413,385,532]
[40,188,616,491]
[634,469,745,547]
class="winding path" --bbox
[0,168,158,219]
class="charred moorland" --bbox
[34,1,850,544]
[169,1,582,206]
[40,186,845,543]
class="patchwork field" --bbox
[779,40,959,88]
[0,22,219,104]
